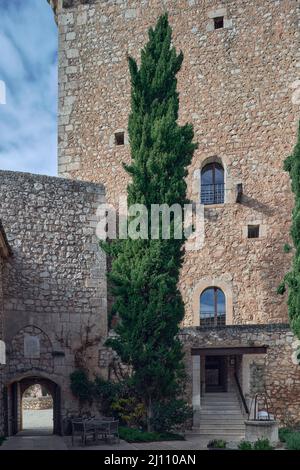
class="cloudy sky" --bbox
[0,0,57,176]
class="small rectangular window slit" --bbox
[115,132,125,146]
[214,17,224,29]
[248,225,260,239]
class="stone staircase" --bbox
[190,391,246,441]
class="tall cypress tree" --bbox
[279,121,300,343]
[105,14,197,430]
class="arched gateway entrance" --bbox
[5,376,61,436]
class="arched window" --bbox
[200,287,226,326]
[201,162,224,205]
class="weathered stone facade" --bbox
[0,170,107,434]
[0,241,5,436]
[48,0,300,430]
[0,222,10,436]
[54,0,299,326]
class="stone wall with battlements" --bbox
[0,170,107,429]
[52,0,300,327]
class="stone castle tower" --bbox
[53,0,299,326]
[48,0,300,430]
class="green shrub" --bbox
[93,378,147,427]
[93,377,123,415]
[238,440,253,450]
[0,436,6,446]
[119,427,184,443]
[253,438,273,450]
[286,432,300,450]
[151,399,192,432]
[70,369,94,404]
[207,439,227,449]
[111,397,146,428]
[279,427,293,443]
[283,243,292,253]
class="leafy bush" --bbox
[207,439,227,449]
[253,438,273,450]
[151,399,192,432]
[93,377,123,415]
[111,397,146,428]
[279,427,293,443]
[286,432,300,450]
[70,369,94,404]
[119,427,184,443]
[0,436,6,446]
[238,440,253,450]
[93,377,146,427]
[70,371,191,432]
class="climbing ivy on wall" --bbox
[278,121,300,344]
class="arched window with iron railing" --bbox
[200,287,226,326]
[201,162,224,205]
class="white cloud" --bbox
[0,0,57,176]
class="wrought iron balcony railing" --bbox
[201,183,225,205]
[200,311,226,327]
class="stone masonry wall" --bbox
[0,170,107,424]
[52,0,300,326]
[0,256,4,435]
[181,324,300,425]
[0,257,3,341]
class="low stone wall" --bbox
[22,396,53,410]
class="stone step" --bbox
[203,397,239,401]
[200,411,243,415]
[201,403,240,408]
[203,393,237,397]
[190,430,245,438]
[202,400,240,404]
[199,424,245,431]
[202,400,240,403]
[201,393,238,400]
[200,415,245,425]
[201,407,241,412]
[196,431,245,436]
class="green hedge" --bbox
[286,432,300,450]
[119,427,184,443]
[0,436,6,446]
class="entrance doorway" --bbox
[205,356,227,392]
[6,376,61,436]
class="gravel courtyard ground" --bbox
[22,409,53,434]
[0,409,234,450]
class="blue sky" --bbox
[0,0,57,176]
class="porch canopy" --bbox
[191,346,268,356]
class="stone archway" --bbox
[5,376,61,436]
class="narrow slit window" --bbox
[115,132,125,146]
[214,17,224,30]
[248,225,260,239]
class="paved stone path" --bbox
[0,411,239,450]
[0,433,210,451]
[64,435,209,450]
[0,434,67,450]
